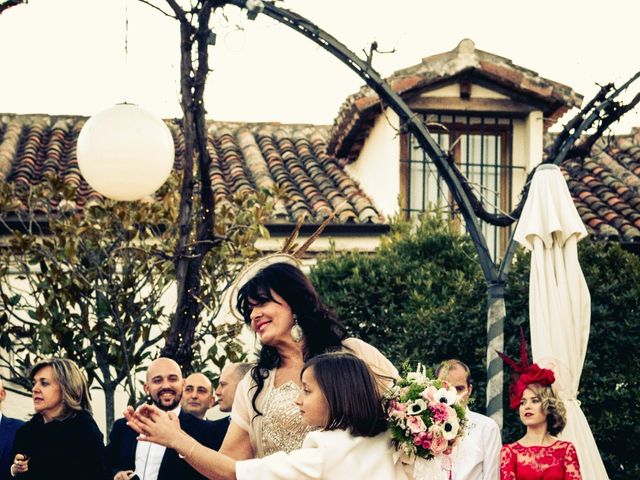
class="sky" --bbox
[0,0,639,133]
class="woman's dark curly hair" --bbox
[236,262,347,417]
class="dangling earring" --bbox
[290,314,304,343]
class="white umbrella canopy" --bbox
[513,164,609,479]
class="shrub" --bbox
[312,217,639,479]
[310,216,488,409]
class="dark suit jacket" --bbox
[0,415,24,480]
[107,410,227,480]
[205,416,229,448]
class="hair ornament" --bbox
[496,328,555,409]
[225,213,335,321]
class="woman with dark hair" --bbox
[10,358,109,479]
[222,259,397,460]
[123,352,406,479]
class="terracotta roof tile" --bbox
[562,130,640,243]
[0,114,383,226]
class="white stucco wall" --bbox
[524,110,544,172]
[255,234,381,253]
[420,83,509,99]
[511,110,543,199]
[345,108,400,218]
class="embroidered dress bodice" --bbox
[500,441,581,479]
[261,380,316,456]
[231,338,398,458]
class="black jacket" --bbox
[12,410,109,480]
[107,410,228,480]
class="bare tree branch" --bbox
[162,0,191,25]
[137,0,177,19]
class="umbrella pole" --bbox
[486,281,505,428]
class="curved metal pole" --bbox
[224,0,505,425]
[227,0,497,282]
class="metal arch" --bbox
[222,0,507,426]
[223,0,499,283]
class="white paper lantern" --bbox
[77,103,175,201]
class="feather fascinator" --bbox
[497,328,556,409]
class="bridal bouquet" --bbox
[384,364,467,462]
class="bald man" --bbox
[215,362,252,413]
[0,379,24,480]
[106,358,227,480]
[181,373,215,420]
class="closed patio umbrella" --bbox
[513,164,608,479]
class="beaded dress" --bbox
[231,337,397,458]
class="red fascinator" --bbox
[497,329,555,409]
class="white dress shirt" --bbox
[134,406,181,480]
[450,410,501,480]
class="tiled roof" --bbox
[329,39,583,161]
[0,114,383,225]
[4,113,640,245]
[561,129,640,244]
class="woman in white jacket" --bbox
[125,352,406,480]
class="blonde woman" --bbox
[10,358,109,479]
[498,365,581,480]
[500,382,581,479]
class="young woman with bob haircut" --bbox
[123,352,407,480]
[10,358,109,479]
[300,352,389,438]
[500,382,582,479]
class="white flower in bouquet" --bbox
[406,362,428,384]
[406,371,426,384]
[442,411,460,441]
[434,387,457,406]
[428,423,444,437]
[407,399,427,415]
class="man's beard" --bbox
[152,388,181,411]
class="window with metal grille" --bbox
[402,112,523,260]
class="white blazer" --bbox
[235,429,408,480]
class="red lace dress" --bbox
[500,440,582,479]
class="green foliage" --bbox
[0,176,178,404]
[0,174,273,428]
[504,241,640,479]
[312,216,639,479]
[310,214,489,409]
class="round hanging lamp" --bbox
[77,103,175,201]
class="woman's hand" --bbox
[11,454,29,476]
[124,404,182,449]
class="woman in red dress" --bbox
[500,382,581,479]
